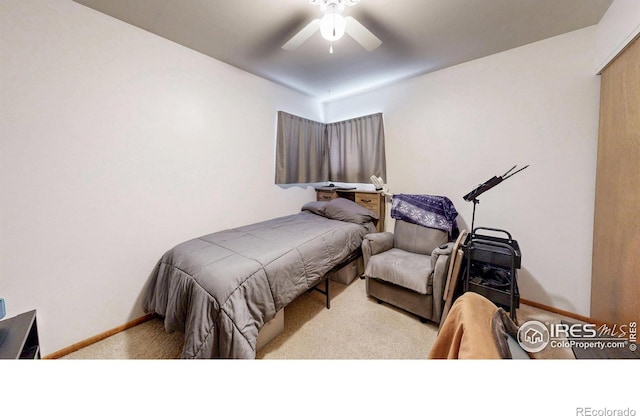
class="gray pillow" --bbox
[301,200,328,216]
[323,197,378,224]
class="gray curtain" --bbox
[275,111,386,184]
[275,111,328,184]
[327,112,386,182]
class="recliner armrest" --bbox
[364,232,394,254]
[431,242,454,324]
[431,242,453,270]
[362,232,394,269]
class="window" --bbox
[275,111,386,184]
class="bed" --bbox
[142,197,378,359]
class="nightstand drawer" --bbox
[316,190,337,201]
[355,192,380,213]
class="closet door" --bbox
[591,36,640,326]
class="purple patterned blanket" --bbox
[391,194,459,239]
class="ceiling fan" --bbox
[282,0,382,53]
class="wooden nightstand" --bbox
[315,188,386,232]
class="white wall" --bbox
[0,0,321,355]
[595,0,640,72]
[325,27,601,317]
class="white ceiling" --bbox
[73,0,613,102]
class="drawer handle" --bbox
[360,199,372,203]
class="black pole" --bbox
[471,199,479,234]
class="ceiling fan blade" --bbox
[344,16,381,51]
[282,19,321,50]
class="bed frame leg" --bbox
[326,278,330,309]
[310,277,331,309]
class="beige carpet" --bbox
[61,277,577,359]
[257,277,438,359]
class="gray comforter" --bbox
[143,210,375,359]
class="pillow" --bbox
[301,200,328,216]
[323,197,378,224]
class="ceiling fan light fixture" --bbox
[320,12,346,41]
[283,0,380,52]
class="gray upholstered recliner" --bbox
[362,220,454,324]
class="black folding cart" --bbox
[462,227,521,322]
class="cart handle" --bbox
[472,227,512,242]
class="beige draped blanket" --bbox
[428,292,522,359]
